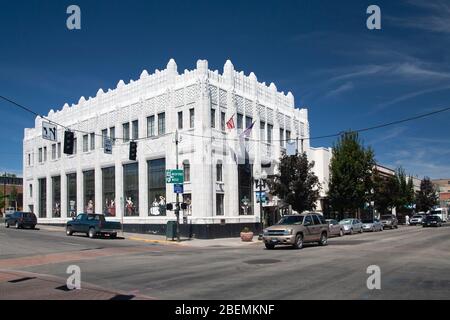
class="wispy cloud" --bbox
[324,81,354,98]
[387,0,450,34]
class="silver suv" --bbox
[262,213,329,250]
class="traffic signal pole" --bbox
[175,130,180,242]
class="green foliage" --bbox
[373,167,415,214]
[0,190,4,209]
[415,177,438,212]
[269,152,321,213]
[327,131,375,218]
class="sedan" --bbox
[326,219,344,237]
[410,214,425,226]
[422,215,443,227]
[339,218,363,234]
[362,219,383,232]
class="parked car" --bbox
[262,213,329,249]
[422,215,443,227]
[362,218,383,232]
[66,213,122,238]
[339,218,363,234]
[5,211,37,229]
[326,219,344,237]
[4,207,15,218]
[410,214,426,226]
[380,214,398,229]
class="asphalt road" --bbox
[1,224,450,299]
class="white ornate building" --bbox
[23,59,317,238]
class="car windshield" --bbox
[339,219,352,225]
[430,211,441,215]
[277,216,304,225]
[412,215,422,218]
[362,219,373,223]
[426,216,439,220]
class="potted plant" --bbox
[240,227,254,242]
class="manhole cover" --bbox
[244,259,281,265]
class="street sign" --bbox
[256,191,267,203]
[166,169,184,184]
[42,122,57,141]
[174,183,184,194]
[104,137,113,154]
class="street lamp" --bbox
[255,171,268,234]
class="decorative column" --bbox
[223,60,239,218]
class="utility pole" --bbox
[3,172,6,216]
[175,130,181,242]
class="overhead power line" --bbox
[1,94,449,144]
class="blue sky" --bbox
[0,0,449,179]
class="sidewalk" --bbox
[0,269,153,300]
[38,225,263,248]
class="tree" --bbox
[0,190,4,212]
[328,131,375,219]
[415,177,438,212]
[373,170,397,214]
[269,152,321,213]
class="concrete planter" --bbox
[240,231,254,242]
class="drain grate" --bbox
[55,285,73,291]
[110,294,135,300]
[8,277,36,283]
[244,259,281,265]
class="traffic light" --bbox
[63,131,75,155]
[166,203,173,211]
[129,141,137,161]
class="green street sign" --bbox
[166,169,184,184]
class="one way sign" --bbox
[42,122,57,142]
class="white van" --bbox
[430,208,448,222]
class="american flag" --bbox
[241,121,255,138]
[226,114,235,130]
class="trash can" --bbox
[166,221,177,240]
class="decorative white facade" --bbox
[23,59,314,236]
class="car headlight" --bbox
[283,229,293,235]
[263,229,269,236]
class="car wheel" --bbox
[349,228,353,235]
[110,233,117,239]
[319,232,328,246]
[15,221,20,229]
[394,225,398,229]
[339,229,344,237]
[359,228,363,233]
[30,225,35,230]
[293,234,303,249]
[265,243,275,250]
[5,221,9,228]
[66,227,73,236]
[88,227,96,239]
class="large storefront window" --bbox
[148,158,166,216]
[123,163,139,216]
[83,170,95,213]
[52,176,61,218]
[67,173,77,218]
[102,167,115,217]
[38,178,46,218]
[238,160,253,215]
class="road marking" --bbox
[128,237,186,246]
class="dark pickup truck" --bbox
[66,213,122,238]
